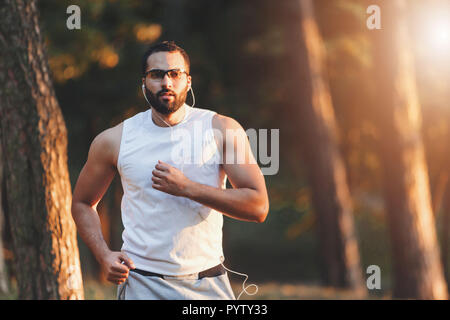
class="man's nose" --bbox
[161,74,173,88]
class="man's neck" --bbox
[151,103,187,127]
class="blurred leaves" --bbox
[134,23,162,43]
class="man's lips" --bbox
[159,94,175,101]
[159,92,175,98]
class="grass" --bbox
[231,281,387,300]
[0,279,386,300]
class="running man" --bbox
[71,41,269,300]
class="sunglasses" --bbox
[144,68,189,81]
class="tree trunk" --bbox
[0,0,83,299]
[441,182,450,288]
[431,132,450,290]
[371,0,448,299]
[0,140,9,295]
[286,0,365,293]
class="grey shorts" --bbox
[117,269,236,300]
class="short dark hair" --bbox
[141,40,190,76]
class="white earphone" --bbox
[141,84,151,106]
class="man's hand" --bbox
[151,160,192,197]
[100,251,136,285]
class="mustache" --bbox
[157,90,176,97]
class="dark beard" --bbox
[145,86,188,115]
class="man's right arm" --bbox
[71,124,135,284]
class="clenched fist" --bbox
[100,251,136,285]
[152,160,192,197]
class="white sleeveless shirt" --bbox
[117,104,227,275]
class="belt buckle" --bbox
[163,273,199,280]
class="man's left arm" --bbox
[151,114,269,223]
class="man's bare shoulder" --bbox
[212,113,243,132]
[212,114,249,160]
[89,122,123,167]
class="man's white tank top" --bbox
[117,104,226,275]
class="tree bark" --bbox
[0,138,9,295]
[371,0,448,299]
[440,182,450,288]
[286,0,366,292]
[0,0,83,299]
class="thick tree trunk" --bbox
[0,0,83,299]
[441,183,450,287]
[371,0,447,299]
[431,138,450,289]
[0,143,9,294]
[287,0,365,292]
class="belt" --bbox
[130,264,226,280]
